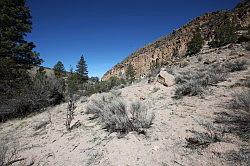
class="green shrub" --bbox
[186,31,204,56]
[209,20,237,48]
[83,76,126,96]
[0,67,65,121]
[126,63,136,83]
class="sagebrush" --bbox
[86,93,154,134]
[229,90,250,112]
[174,63,228,98]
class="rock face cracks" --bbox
[102,2,250,81]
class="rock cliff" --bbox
[102,1,249,81]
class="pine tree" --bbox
[76,55,88,83]
[0,0,44,120]
[53,61,66,78]
[0,0,41,100]
[125,63,135,83]
[186,31,204,56]
[0,0,42,66]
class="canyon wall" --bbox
[102,2,249,81]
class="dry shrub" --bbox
[86,93,154,134]
[174,63,228,98]
[185,130,221,149]
[214,111,250,141]
[65,99,75,131]
[0,141,24,166]
[130,101,155,129]
[0,75,65,122]
[229,90,250,112]
[224,59,248,72]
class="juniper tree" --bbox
[53,61,66,78]
[76,55,88,83]
[209,20,237,48]
[125,63,135,83]
[186,31,204,56]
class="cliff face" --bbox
[102,2,250,81]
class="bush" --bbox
[209,20,237,48]
[83,77,126,96]
[0,141,24,166]
[86,93,154,134]
[224,59,248,72]
[175,80,203,98]
[0,69,65,122]
[130,101,155,129]
[229,90,250,112]
[186,31,204,56]
[186,130,221,149]
[174,63,228,98]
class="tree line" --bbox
[0,0,137,121]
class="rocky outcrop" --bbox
[157,69,175,87]
[102,2,250,81]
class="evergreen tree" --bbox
[76,55,88,83]
[0,0,42,66]
[125,63,136,83]
[53,61,66,78]
[0,0,41,104]
[186,31,204,56]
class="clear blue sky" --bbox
[26,0,239,78]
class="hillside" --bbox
[0,44,249,165]
[102,1,250,81]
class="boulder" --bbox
[156,69,175,87]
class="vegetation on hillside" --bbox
[174,59,248,99]
[186,31,204,56]
[0,0,48,121]
[209,20,237,48]
[125,63,136,83]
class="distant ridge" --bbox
[102,1,249,81]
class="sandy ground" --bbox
[0,45,249,166]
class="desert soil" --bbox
[0,45,249,166]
